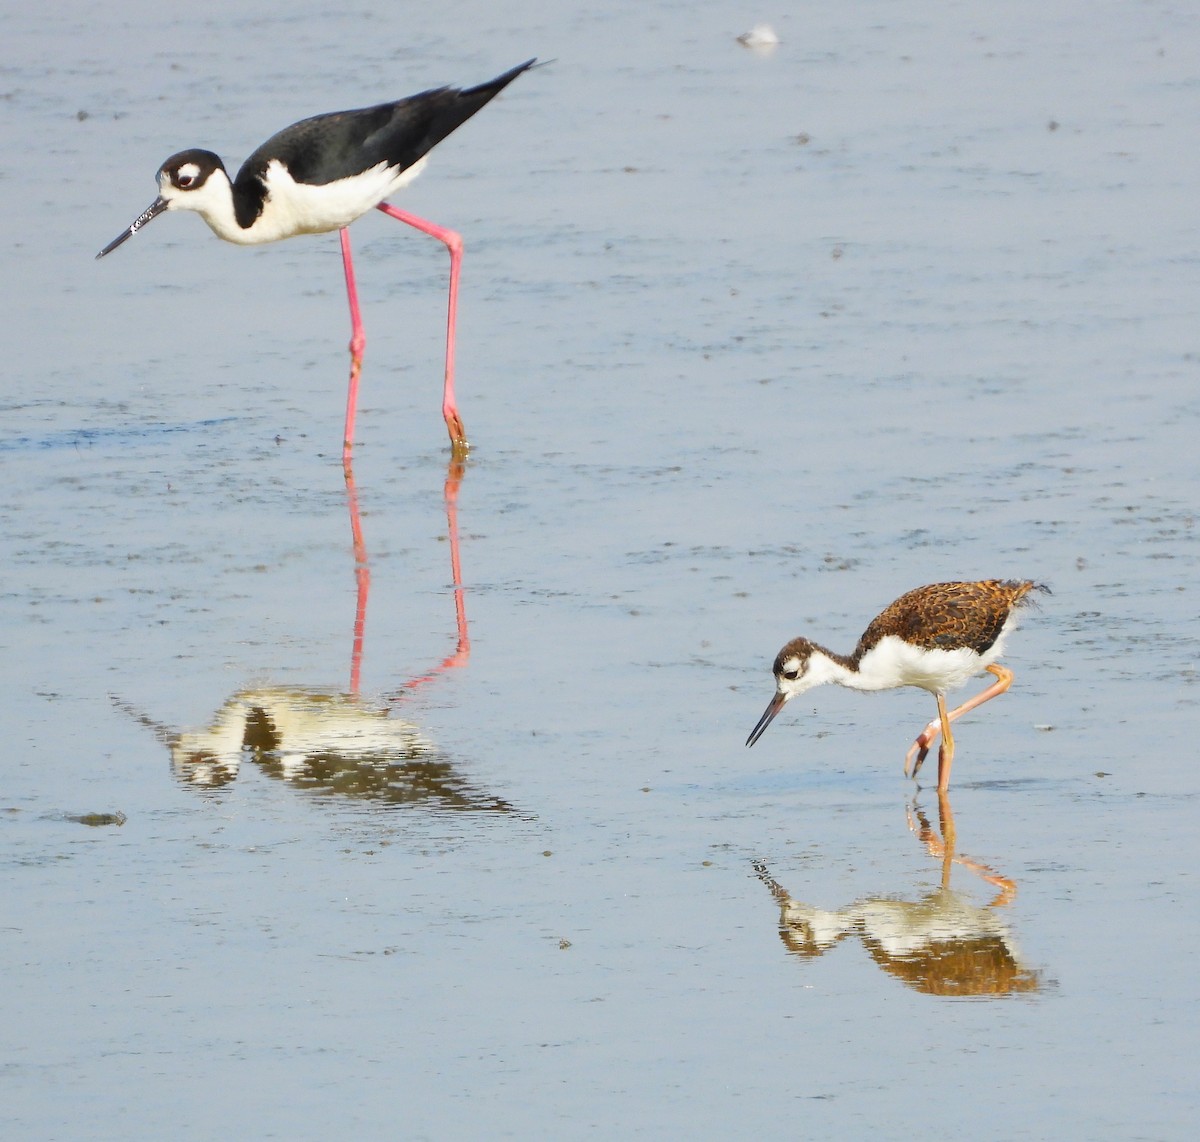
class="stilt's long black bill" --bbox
[745,692,786,747]
[96,197,169,259]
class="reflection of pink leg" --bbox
[442,459,471,669]
[340,228,366,467]
[344,460,370,696]
[391,457,472,700]
[349,457,469,705]
[376,202,468,454]
[905,664,1015,781]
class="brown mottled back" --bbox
[852,580,1047,660]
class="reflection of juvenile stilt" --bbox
[907,791,1017,906]
[753,792,1040,994]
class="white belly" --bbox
[856,626,1012,694]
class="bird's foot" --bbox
[446,412,470,458]
[904,718,942,779]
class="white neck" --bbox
[163,167,246,241]
[804,648,872,690]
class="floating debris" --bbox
[738,24,780,54]
[63,811,127,827]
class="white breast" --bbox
[193,155,429,245]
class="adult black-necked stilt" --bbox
[97,58,536,461]
[745,579,1048,791]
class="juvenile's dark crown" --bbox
[772,637,819,680]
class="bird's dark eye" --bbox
[782,668,799,681]
[177,173,195,188]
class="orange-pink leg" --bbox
[905,664,1015,790]
[934,692,955,793]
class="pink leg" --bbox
[376,202,468,455]
[905,664,1015,781]
[340,228,366,466]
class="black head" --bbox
[156,148,226,193]
[96,149,229,259]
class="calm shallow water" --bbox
[2,1,1198,1138]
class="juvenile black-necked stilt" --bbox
[97,58,536,460]
[745,579,1048,792]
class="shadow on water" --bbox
[112,457,515,815]
[754,791,1048,998]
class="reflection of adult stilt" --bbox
[344,459,371,696]
[343,456,471,697]
[113,458,502,810]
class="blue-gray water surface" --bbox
[2,1,1197,1138]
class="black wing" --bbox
[234,59,535,191]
